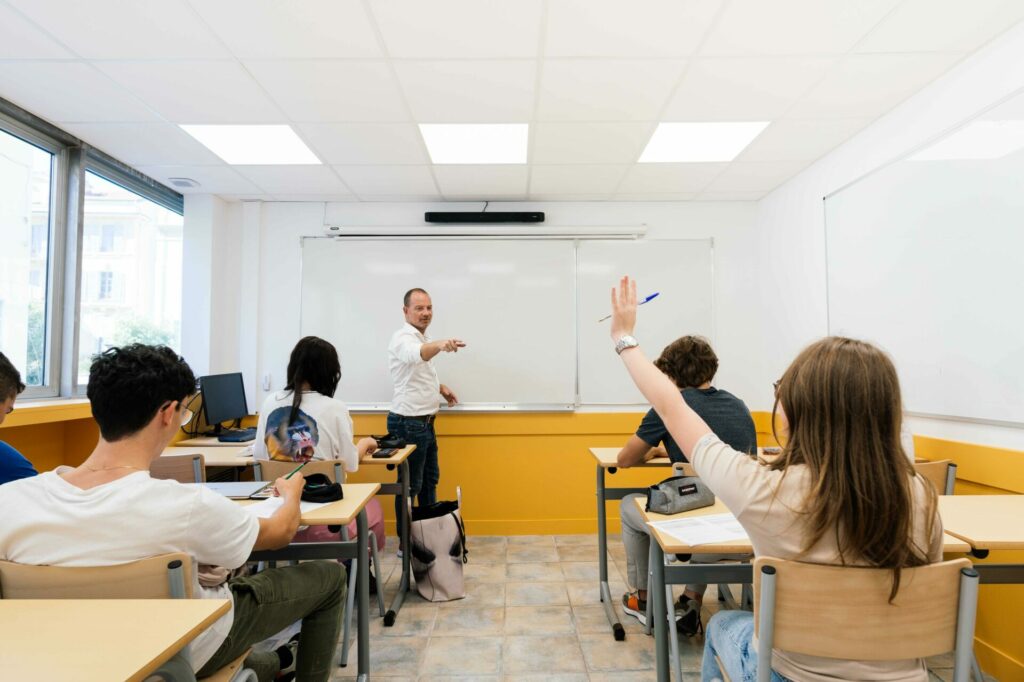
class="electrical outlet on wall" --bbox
[262,373,272,391]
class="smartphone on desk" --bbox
[372,448,397,458]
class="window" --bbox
[0,127,54,391]
[77,171,183,385]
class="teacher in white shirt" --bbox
[387,288,464,536]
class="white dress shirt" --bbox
[388,322,441,416]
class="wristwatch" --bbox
[614,335,640,355]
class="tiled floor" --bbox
[333,534,992,681]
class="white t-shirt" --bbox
[388,322,441,416]
[0,469,260,671]
[253,390,359,473]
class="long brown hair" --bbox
[770,337,936,599]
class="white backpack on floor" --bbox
[410,487,468,602]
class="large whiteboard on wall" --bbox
[825,94,1024,425]
[300,238,577,408]
[578,239,714,405]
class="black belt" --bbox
[396,413,436,424]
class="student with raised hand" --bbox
[616,335,756,635]
[0,352,37,485]
[609,277,942,682]
[0,345,345,682]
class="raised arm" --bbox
[610,276,713,457]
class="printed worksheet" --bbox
[243,497,329,519]
[649,513,749,547]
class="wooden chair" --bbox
[252,459,384,667]
[914,459,957,495]
[744,556,978,682]
[0,554,255,681]
[152,453,207,484]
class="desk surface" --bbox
[237,482,380,525]
[162,445,254,468]
[589,447,685,472]
[360,444,416,466]
[639,498,973,555]
[939,495,1024,550]
[176,436,252,448]
[0,598,229,682]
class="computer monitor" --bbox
[199,373,248,433]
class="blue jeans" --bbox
[387,413,440,532]
[702,610,790,682]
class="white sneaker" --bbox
[397,549,403,559]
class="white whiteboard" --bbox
[825,93,1024,425]
[300,238,577,408]
[578,240,714,405]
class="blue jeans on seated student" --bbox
[702,610,791,682]
[387,412,440,532]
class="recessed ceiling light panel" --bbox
[180,125,320,165]
[639,121,770,163]
[419,123,528,164]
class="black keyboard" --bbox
[217,427,257,443]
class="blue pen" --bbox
[598,292,660,322]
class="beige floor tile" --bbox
[442,580,506,608]
[579,633,656,672]
[506,545,560,563]
[559,562,601,581]
[554,534,598,546]
[505,561,564,582]
[587,673,657,682]
[471,545,509,563]
[506,534,556,546]
[502,635,587,673]
[502,675,588,682]
[467,535,508,547]
[420,677,499,682]
[564,580,627,608]
[506,581,569,606]
[556,545,606,562]
[369,604,437,637]
[464,561,508,583]
[433,606,505,636]
[334,635,426,676]
[420,636,503,675]
[504,605,575,635]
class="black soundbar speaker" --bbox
[424,211,544,224]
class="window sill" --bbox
[0,398,92,428]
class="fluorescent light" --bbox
[419,124,528,164]
[180,125,320,165]
[910,120,1024,161]
[639,122,769,163]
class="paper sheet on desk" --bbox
[244,497,329,519]
[649,512,748,546]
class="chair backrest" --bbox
[0,552,194,599]
[753,556,975,661]
[151,453,206,483]
[914,459,957,495]
[254,458,344,483]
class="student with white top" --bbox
[387,288,464,533]
[608,277,942,682]
[0,344,345,682]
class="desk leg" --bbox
[651,542,669,682]
[357,508,370,682]
[385,461,412,626]
[597,466,626,641]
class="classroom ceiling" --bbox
[1,0,1023,203]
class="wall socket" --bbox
[262,373,272,391]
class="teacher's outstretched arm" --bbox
[610,276,712,456]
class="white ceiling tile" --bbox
[64,123,222,165]
[298,123,428,164]
[529,164,628,194]
[189,0,382,58]
[332,165,438,196]
[736,118,870,162]
[532,122,654,164]
[788,54,963,118]
[856,0,1024,54]
[0,62,158,123]
[617,163,725,194]
[215,194,268,202]
[135,165,262,194]
[394,60,535,123]
[356,194,442,202]
[529,194,614,201]
[270,193,356,201]
[245,60,408,122]
[433,165,528,197]
[702,161,806,193]
[545,0,724,57]
[537,59,685,121]
[97,61,284,123]
[663,57,837,121]
[234,165,353,195]
[5,0,228,59]
[0,4,75,59]
[695,191,766,201]
[614,192,696,201]
[701,0,901,56]
[372,0,544,58]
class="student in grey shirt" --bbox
[616,335,756,636]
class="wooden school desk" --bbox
[161,445,254,468]
[238,482,380,681]
[589,446,688,640]
[641,497,974,682]
[359,444,416,626]
[176,435,252,447]
[0,598,229,682]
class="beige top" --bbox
[692,433,943,682]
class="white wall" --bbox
[241,200,761,412]
[754,21,1024,450]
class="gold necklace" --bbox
[84,463,143,472]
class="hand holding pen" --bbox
[599,292,659,322]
